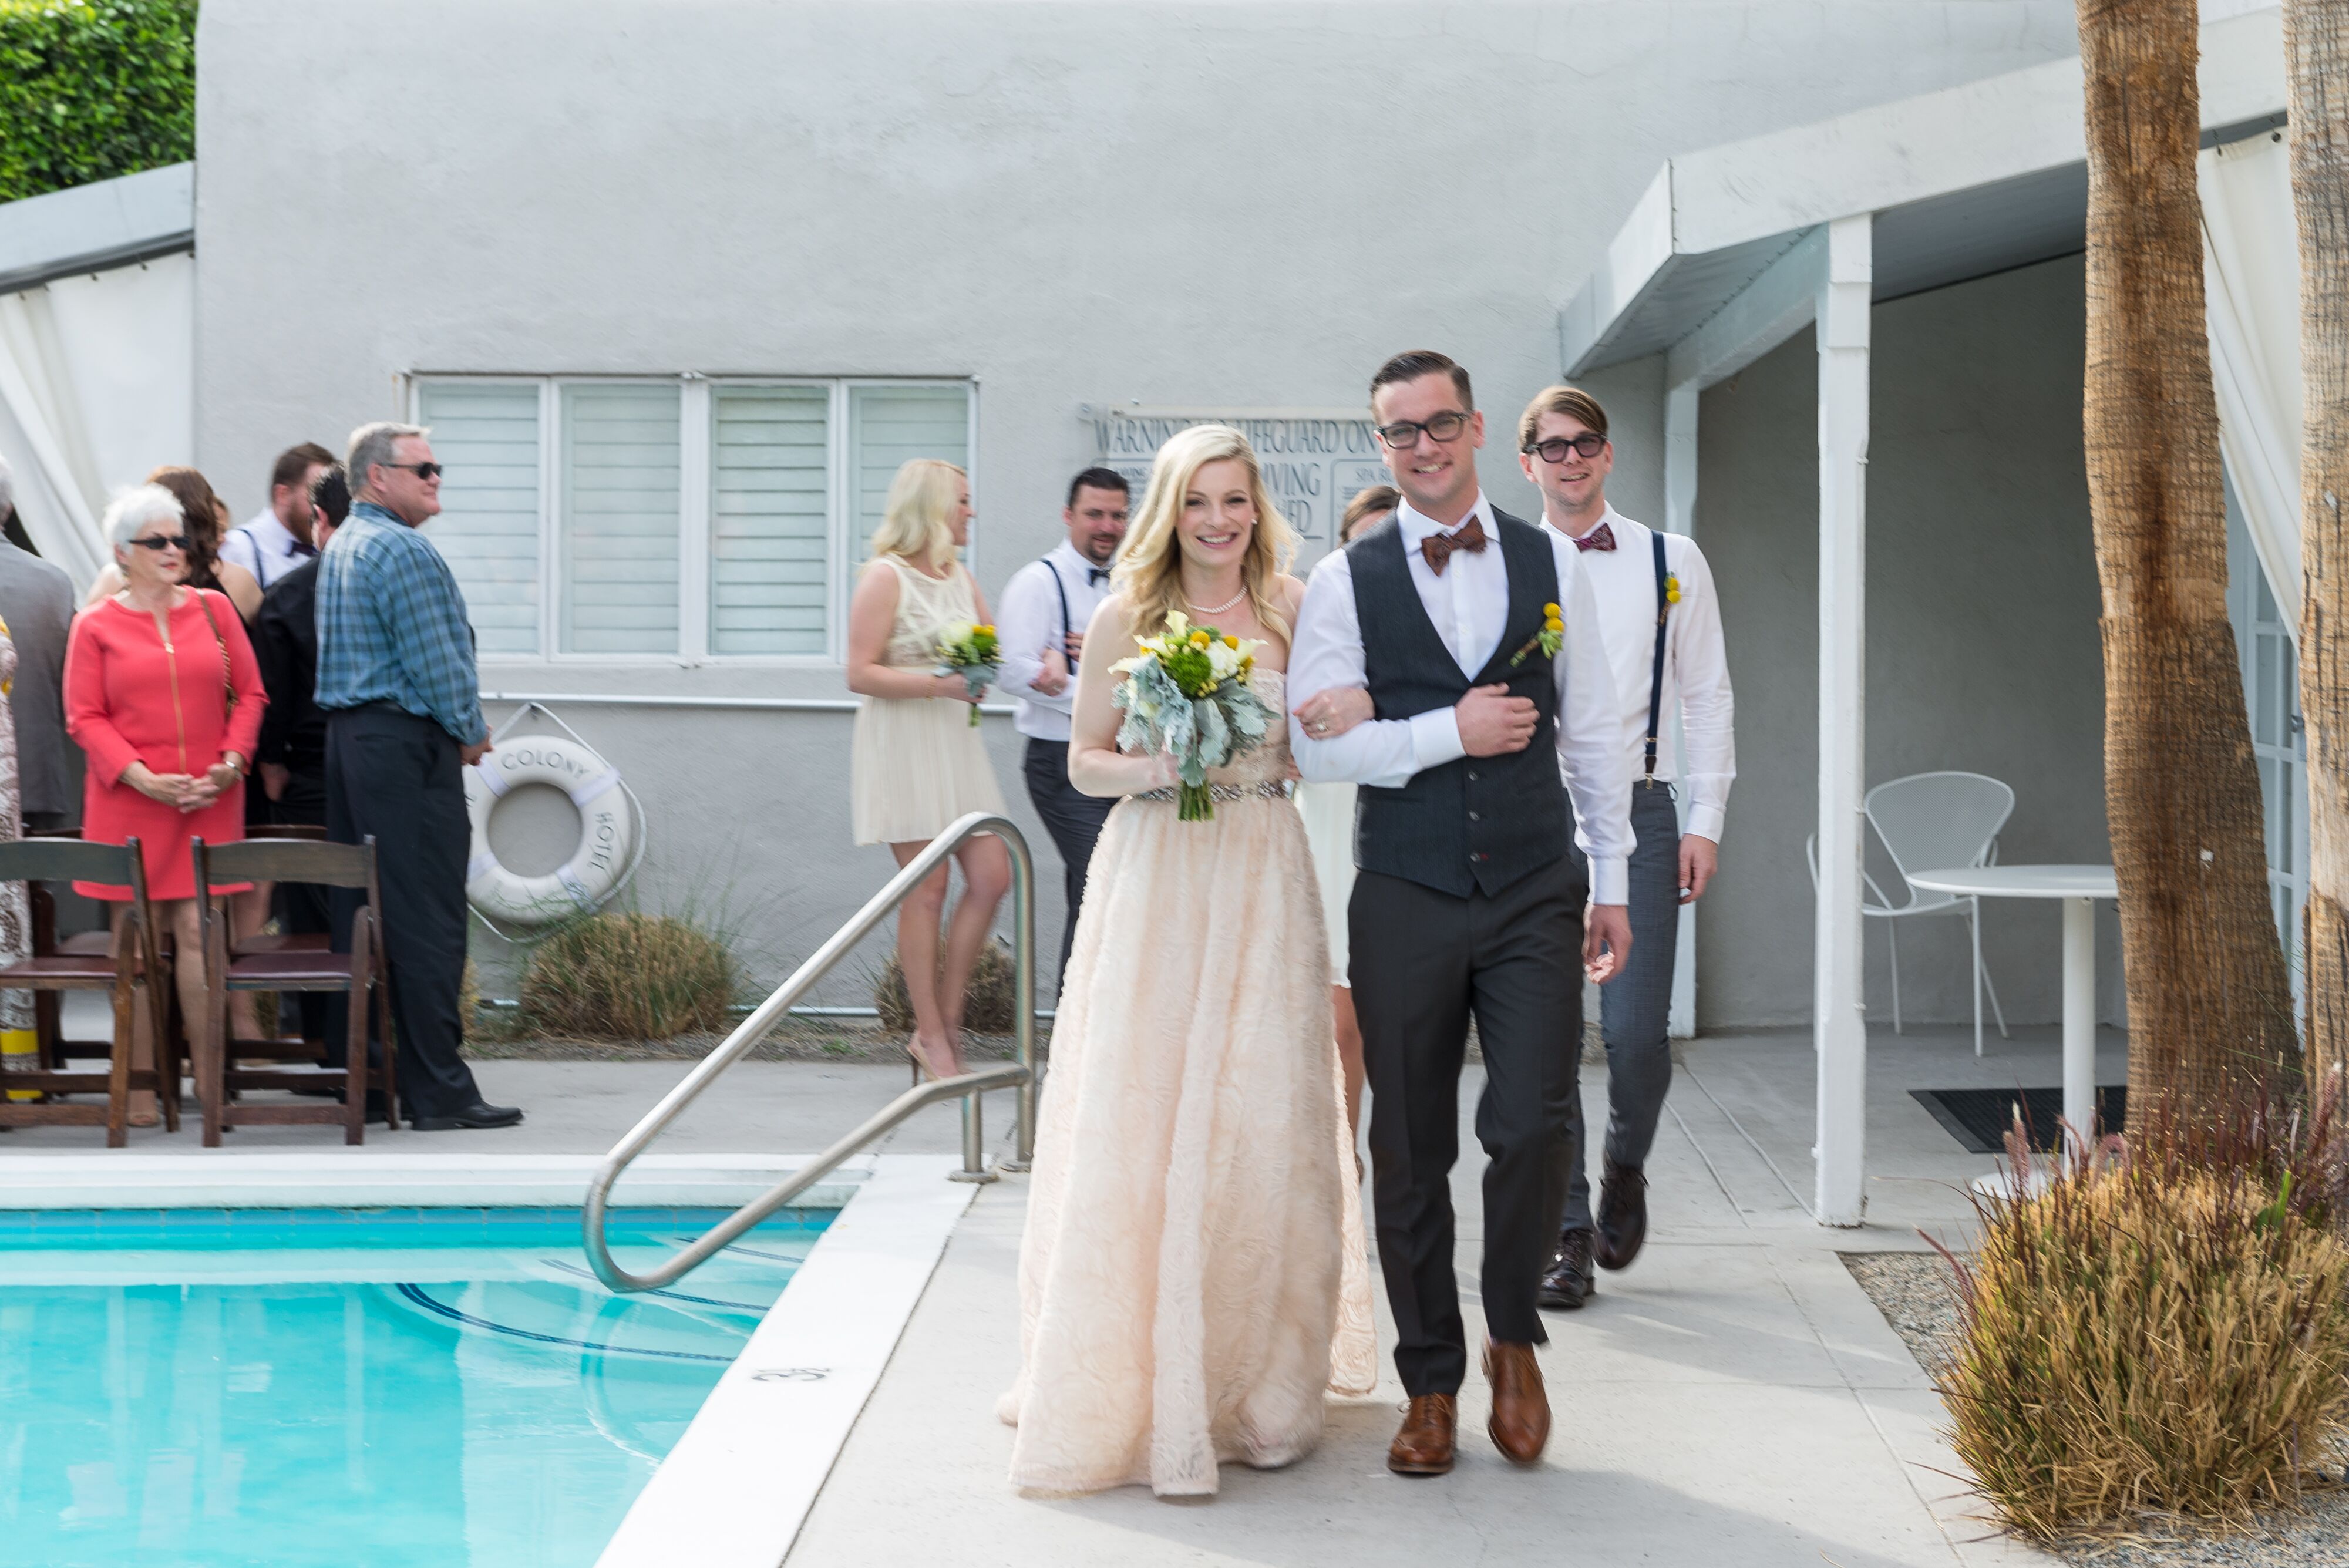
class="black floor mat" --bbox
[1910,1084,2128,1154]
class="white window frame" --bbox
[405,372,978,665]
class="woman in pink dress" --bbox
[64,484,266,1125]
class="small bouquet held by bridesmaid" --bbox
[936,621,1000,727]
[1110,610,1271,821]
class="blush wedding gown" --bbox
[998,671,1379,1497]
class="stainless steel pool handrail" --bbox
[583,812,1037,1293]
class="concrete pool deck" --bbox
[2,1021,2112,1564]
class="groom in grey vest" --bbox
[1291,351,1635,1476]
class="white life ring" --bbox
[463,736,635,925]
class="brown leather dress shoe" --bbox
[1594,1157,1650,1271]
[1388,1393,1458,1475]
[1483,1340,1550,1463]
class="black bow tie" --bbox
[292,541,317,558]
[1088,566,1110,586]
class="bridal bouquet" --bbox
[936,621,1000,727]
[1110,610,1272,821]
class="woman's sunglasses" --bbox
[127,534,190,553]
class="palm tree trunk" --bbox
[2291,0,2349,1087]
[2077,0,2298,1114]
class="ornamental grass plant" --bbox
[1933,1081,2349,1540]
[520,911,733,1041]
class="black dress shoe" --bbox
[409,1101,524,1131]
[1594,1157,1649,1271]
[1539,1227,1596,1310]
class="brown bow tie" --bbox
[1573,521,1616,553]
[1419,517,1488,576]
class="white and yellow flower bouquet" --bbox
[1110,610,1273,821]
[935,620,1000,727]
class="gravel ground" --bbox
[1842,1251,2349,1566]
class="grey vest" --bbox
[1348,508,1570,899]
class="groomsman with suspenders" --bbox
[1516,386,1736,1310]
[994,467,1132,985]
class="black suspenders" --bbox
[1044,558,1072,647]
[1643,530,1671,788]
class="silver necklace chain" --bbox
[1185,584,1248,616]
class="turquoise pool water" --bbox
[0,1207,832,1568]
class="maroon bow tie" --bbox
[1419,517,1488,576]
[1573,522,1617,553]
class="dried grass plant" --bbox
[1933,1079,2349,1539]
[873,939,1017,1037]
[521,912,733,1041]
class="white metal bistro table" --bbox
[1904,864,2118,1160]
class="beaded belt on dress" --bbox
[1134,780,1293,804]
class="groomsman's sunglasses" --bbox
[1522,432,1608,464]
[127,534,190,552]
[1374,410,1470,448]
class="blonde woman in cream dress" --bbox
[998,424,1377,1499]
[847,459,1011,1082]
[1292,484,1397,1135]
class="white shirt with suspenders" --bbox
[994,540,1115,743]
[1540,506,1735,842]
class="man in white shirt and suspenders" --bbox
[221,442,335,592]
[1518,386,1737,1311]
[992,467,1132,986]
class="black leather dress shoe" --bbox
[1594,1158,1650,1271]
[409,1101,524,1131]
[1539,1227,1596,1310]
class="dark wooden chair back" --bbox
[0,836,140,892]
[194,836,378,892]
[250,823,329,842]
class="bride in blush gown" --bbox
[998,423,1378,1498]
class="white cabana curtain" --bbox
[0,253,192,591]
[2200,132,2304,635]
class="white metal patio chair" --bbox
[1808,770,2014,1055]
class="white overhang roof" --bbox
[1559,7,2287,385]
[0,161,194,295]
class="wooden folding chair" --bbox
[191,836,398,1146]
[0,836,177,1145]
[226,822,336,1068]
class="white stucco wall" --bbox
[193,0,2088,1008]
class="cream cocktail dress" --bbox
[849,556,1008,846]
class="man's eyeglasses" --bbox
[127,534,190,553]
[1375,410,1470,449]
[380,462,444,480]
[1523,432,1607,464]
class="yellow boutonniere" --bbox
[1664,575,1682,605]
[1509,601,1568,667]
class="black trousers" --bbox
[1021,738,1116,987]
[272,770,333,1043]
[324,706,482,1119]
[1351,857,1585,1395]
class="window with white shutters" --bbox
[410,375,971,661]
[561,383,682,656]
[711,385,830,656]
[416,381,541,655]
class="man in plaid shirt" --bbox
[317,421,520,1130]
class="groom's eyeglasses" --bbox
[1523,432,1607,464]
[1374,410,1470,449]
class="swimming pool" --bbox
[0,1207,833,1568]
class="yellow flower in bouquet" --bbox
[1509,601,1567,667]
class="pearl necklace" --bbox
[1185,584,1248,616]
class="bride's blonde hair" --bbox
[1112,423,1295,647]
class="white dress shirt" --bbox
[220,506,315,591]
[1287,491,1637,904]
[994,540,1115,741]
[1543,505,1736,842]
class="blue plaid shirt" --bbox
[314,502,487,745]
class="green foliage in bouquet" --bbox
[1111,610,1273,821]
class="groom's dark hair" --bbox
[1369,350,1473,412]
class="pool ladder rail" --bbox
[583,812,1036,1294]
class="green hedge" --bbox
[0,0,197,205]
